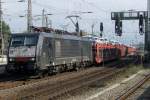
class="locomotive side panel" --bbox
[54,38,82,66]
[81,40,93,63]
[37,36,54,70]
[36,34,44,69]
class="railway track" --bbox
[0,58,136,100]
[116,73,150,100]
[0,60,123,90]
[0,68,124,100]
[0,60,131,100]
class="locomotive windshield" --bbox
[11,35,38,47]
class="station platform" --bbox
[0,55,7,74]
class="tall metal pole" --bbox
[143,0,150,60]
[42,9,45,27]
[45,15,48,27]
[145,0,150,57]
[27,0,32,32]
[148,0,150,15]
[91,24,94,35]
[147,0,150,36]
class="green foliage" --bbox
[0,21,11,42]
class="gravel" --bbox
[126,79,150,100]
[87,70,150,100]
[55,67,150,100]
[0,67,105,90]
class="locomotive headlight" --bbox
[31,58,35,61]
[9,58,13,61]
[9,58,14,62]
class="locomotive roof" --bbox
[11,32,90,41]
[11,33,40,36]
[41,32,90,41]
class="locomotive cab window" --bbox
[25,36,38,46]
[11,36,25,47]
[11,35,39,47]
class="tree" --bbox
[0,21,11,55]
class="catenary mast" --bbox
[27,0,32,32]
[146,0,150,56]
[147,0,150,35]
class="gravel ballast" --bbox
[56,66,150,100]
[86,70,150,100]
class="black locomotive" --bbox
[7,31,93,74]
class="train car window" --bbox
[25,36,38,46]
[55,40,61,57]
[11,36,25,47]
[11,35,38,47]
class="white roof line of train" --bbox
[83,35,120,44]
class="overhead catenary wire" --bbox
[2,0,146,44]
[81,0,111,13]
[32,1,70,15]
[4,0,111,20]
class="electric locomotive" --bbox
[6,31,93,74]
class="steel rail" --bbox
[0,60,121,90]
[0,58,135,100]
[116,74,150,100]
[27,68,121,99]
[0,63,125,100]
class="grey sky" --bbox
[3,0,147,45]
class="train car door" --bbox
[40,37,53,69]
[47,38,54,65]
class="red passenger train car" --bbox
[90,36,137,64]
[115,44,128,57]
[92,38,120,64]
[127,46,137,56]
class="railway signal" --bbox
[111,10,150,60]
[111,11,147,36]
[100,22,103,37]
[139,14,144,34]
[115,18,122,36]
[115,20,119,34]
[119,20,122,36]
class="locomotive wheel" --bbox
[15,66,22,73]
[74,62,81,71]
[56,66,61,74]
[75,65,80,71]
[80,62,86,69]
[47,66,55,75]
[34,69,44,78]
[5,65,13,74]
